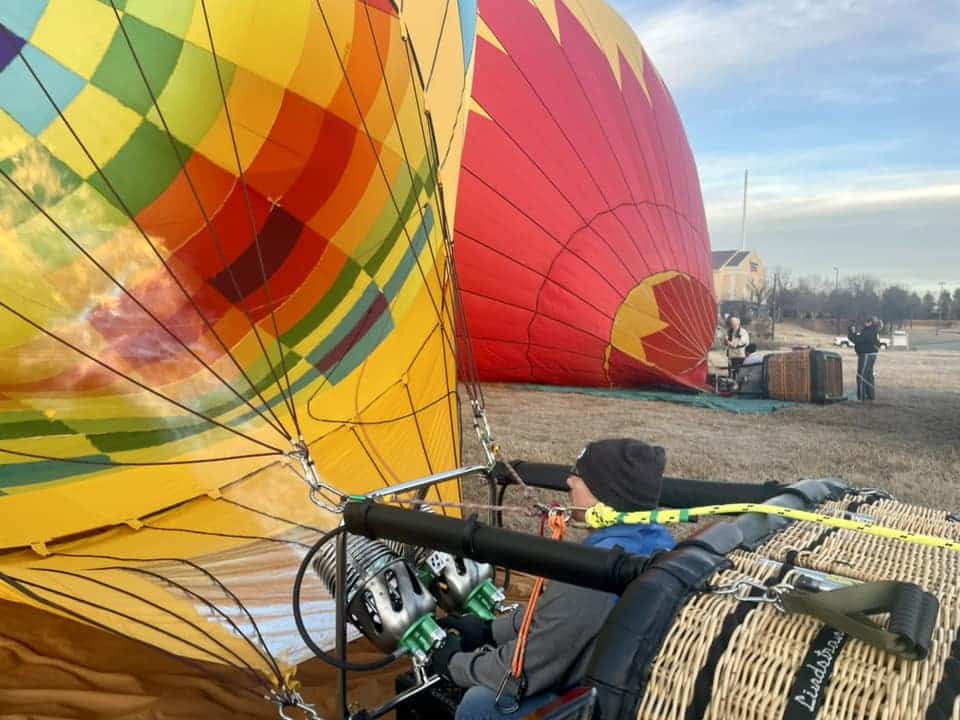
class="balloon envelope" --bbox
[454,0,716,389]
[0,0,473,695]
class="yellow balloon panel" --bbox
[0,0,476,690]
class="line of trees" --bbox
[752,272,960,326]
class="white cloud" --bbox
[702,160,960,288]
[627,0,881,90]
[614,0,960,288]
[697,146,960,221]
[626,0,960,92]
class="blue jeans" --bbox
[856,353,877,401]
[455,686,559,720]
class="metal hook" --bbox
[289,439,349,513]
[710,578,792,611]
[309,485,346,514]
[269,689,324,720]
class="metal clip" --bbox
[268,689,324,720]
[289,439,348,513]
[494,672,523,714]
[308,485,347,514]
[711,579,792,611]
[472,400,497,466]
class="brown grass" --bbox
[461,324,960,525]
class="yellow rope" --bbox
[584,502,960,552]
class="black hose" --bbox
[495,482,511,592]
[292,525,400,672]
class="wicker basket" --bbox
[636,495,960,719]
[765,350,844,403]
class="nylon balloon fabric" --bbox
[454,0,716,389]
[0,0,474,702]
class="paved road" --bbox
[905,331,960,352]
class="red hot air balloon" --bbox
[454,0,716,389]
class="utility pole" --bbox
[740,169,748,252]
[771,272,779,341]
[833,267,839,290]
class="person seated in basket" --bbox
[427,438,677,719]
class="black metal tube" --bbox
[335,528,348,719]
[487,461,800,507]
[343,502,649,595]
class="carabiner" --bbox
[269,689,324,720]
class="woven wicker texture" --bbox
[766,351,815,402]
[635,493,960,720]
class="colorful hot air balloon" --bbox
[454,0,716,389]
[0,0,474,712]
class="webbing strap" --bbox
[685,563,792,719]
[497,511,567,710]
[781,581,939,661]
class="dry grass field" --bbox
[461,323,960,519]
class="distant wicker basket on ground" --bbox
[765,349,845,403]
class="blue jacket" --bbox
[582,523,676,556]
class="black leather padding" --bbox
[584,544,731,719]
[734,478,848,550]
[679,519,744,556]
[581,477,850,718]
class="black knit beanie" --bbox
[572,438,666,511]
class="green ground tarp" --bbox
[515,384,800,415]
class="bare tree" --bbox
[746,276,768,305]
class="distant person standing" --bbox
[724,316,750,378]
[848,316,882,401]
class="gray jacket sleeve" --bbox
[448,581,616,696]
[491,605,524,646]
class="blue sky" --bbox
[613,0,959,292]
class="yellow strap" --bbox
[584,502,960,552]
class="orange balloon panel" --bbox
[454,0,716,388]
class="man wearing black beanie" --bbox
[432,439,676,719]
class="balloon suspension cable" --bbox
[289,438,347,514]
[470,400,538,510]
